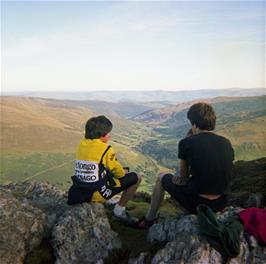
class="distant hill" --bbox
[0,96,168,191]
[54,99,153,118]
[1,96,90,152]
[132,96,265,124]
[1,96,155,152]
[4,88,264,103]
[134,96,266,164]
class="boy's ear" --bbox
[100,133,110,142]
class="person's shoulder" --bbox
[99,142,113,154]
[180,134,197,143]
[214,133,231,141]
[212,133,233,145]
[178,135,194,148]
[98,140,113,150]
[82,138,112,150]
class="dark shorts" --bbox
[67,172,138,205]
[161,174,228,214]
[107,172,138,198]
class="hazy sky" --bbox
[1,1,265,92]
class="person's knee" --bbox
[157,172,166,182]
[129,172,142,185]
[135,173,142,185]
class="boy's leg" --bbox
[111,172,141,224]
[117,174,142,206]
[146,173,166,221]
[161,174,199,214]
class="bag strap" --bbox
[99,145,111,164]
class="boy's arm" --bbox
[172,159,189,185]
[173,136,191,184]
[179,159,189,178]
[105,147,125,178]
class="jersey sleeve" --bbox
[105,146,125,178]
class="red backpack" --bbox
[239,207,266,245]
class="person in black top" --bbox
[136,102,234,229]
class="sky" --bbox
[1,0,265,92]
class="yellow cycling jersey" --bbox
[76,138,125,202]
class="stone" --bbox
[0,186,46,264]
[0,181,121,264]
[52,203,122,264]
[146,207,266,264]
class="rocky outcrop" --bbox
[1,181,265,264]
[143,207,266,264]
[0,181,121,264]
[0,186,46,264]
[52,203,121,264]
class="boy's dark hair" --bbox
[85,115,113,139]
[187,102,216,130]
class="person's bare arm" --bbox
[179,159,188,178]
[172,159,189,185]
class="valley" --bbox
[1,94,265,192]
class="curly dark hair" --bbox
[187,102,216,130]
[85,115,113,139]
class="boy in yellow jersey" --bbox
[67,115,142,225]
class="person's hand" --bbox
[172,175,188,185]
[172,175,183,185]
[123,167,130,174]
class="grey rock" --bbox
[147,207,266,264]
[2,181,265,264]
[148,213,198,243]
[0,181,121,264]
[5,181,68,234]
[128,252,149,264]
[0,187,46,264]
[151,237,222,264]
[52,202,121,264]
[148,207,242,243]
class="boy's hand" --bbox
[123,167,130,174]
[172,175,187,185]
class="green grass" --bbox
[1,152,74,189]
[1,147,170,193]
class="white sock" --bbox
[113,204,125,216]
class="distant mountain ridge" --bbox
[1,96,154,153]
[1,96,166,191]
[3,88,264,102]
[132,96,265,125]
[54,99,153,118]
[134,95,265,166]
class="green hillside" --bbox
[60,99,153,118]
[1,153,74,189]
[0,97,166,191]
[134,96,266,170]
[153,96,265,137]
[1,96,265,193]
